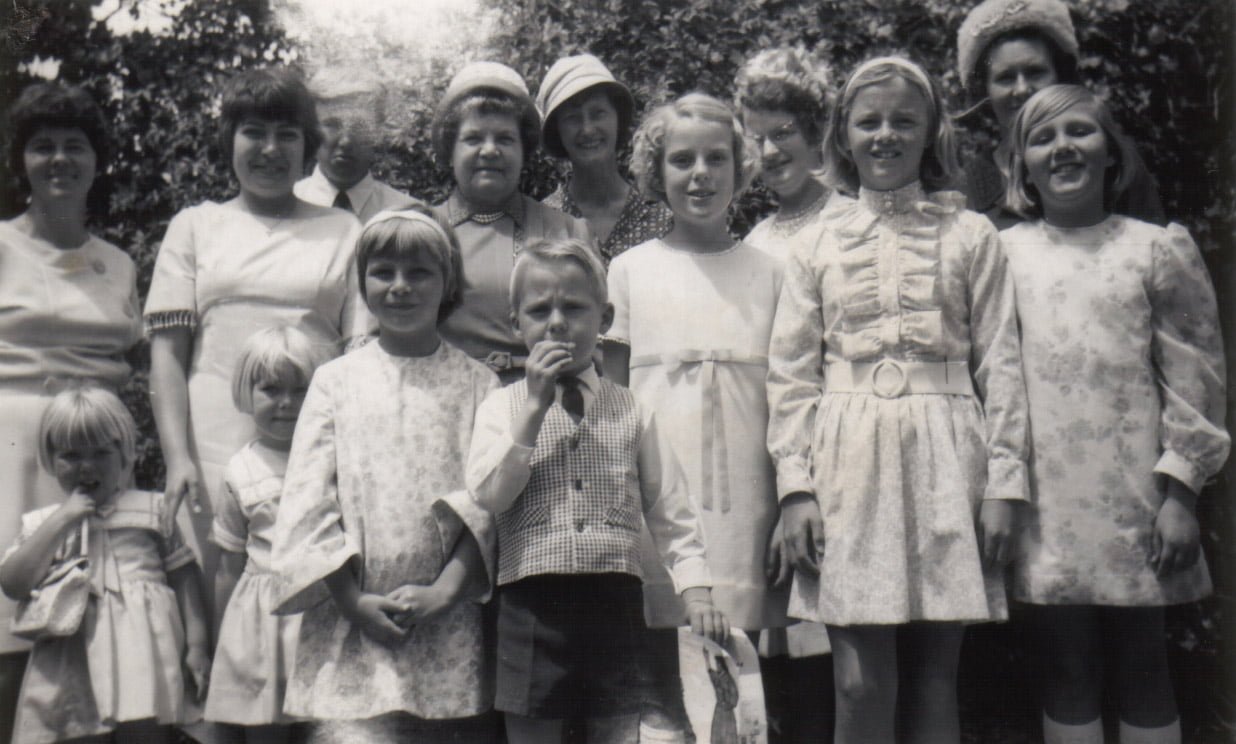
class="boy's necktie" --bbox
[332,190,353,213]
[560,377,585,423]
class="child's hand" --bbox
[62,488,98,521]
[1151,481,1201,576]
[348,592,410,645]
[386,583,450,629]
[161,457,202,535]
[977,500,1020,568]
[781,492,823,577]
[682,587,729,644]
[765,516,793,588]
[525,339,576,405]
[184,644,211,704]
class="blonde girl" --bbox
[0,384,209,744]
[271,208,499,743]
[603,92,784,742]
[1001,84,1227,744]
[767,56,1030,744]
[205,326,334,741]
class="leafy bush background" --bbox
[1,0,1232,739]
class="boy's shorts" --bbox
[495,573,664,719]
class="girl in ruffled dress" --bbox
[767,56,1030,744]
[1,385,209,744]
[205,325,334,741]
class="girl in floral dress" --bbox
[205,326,334,741]
[767,56,1030,744]
[271,208,499,744]
[1001,84,1228,744]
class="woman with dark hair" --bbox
[956,0,1163,228]
[0,81,142,742]
[536,54,671,262]
[430,61,590,382]
[145,68,366,597]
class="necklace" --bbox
[471,210,505,224]
[770,191,828,237]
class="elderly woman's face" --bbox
[986,37,1059,132]
[24,126,96,205]
[232,117,305,200]
[451,110,523,209]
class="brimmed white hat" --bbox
[536,54,634,159]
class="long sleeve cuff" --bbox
[668,556,712,595]
[272,537,360,615]
[433,490,496,601]
[983,456,1030,501]
[776,455,814,503]
[1154,450,1207,495]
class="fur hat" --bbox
[957,0,1078,90]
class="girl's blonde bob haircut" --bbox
[630,92,759,205]
[38,383,138,474]
[355,206,465,322]
[231,325,335,414]
[822,55,959,195]
[1005,84,1143,219]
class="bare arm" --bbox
[167,561,211,702]
[149,328,201,531]
[213,550,246,634]
[0,494,93,600]
[388,528,486,625]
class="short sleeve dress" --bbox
[7,491,198,744]
[0,221,141,653]
[143,200,365,551]
[1002,216,1228,606]
[272,341,499,721]
[766,184,1030,626]
[204,441,300,725]
[608,238,788,631]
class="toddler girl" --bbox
[205,325,333,741]
[767,56,1030,744]
[0,384,209,744]
[271,207,500,743]
[604,92,786,741]
[1001,84,1228,744]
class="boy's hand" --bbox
[184,645,211,704]
[525,339,576,405]
[682,587,728,644]
[765,516,792,588]
[781,492,823,577]
[347,592,410,645]
[1151,479,1201,576]
[386,583,451,629]
[977,500,1020,568]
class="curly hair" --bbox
[7,82,109,180]
[822,56,959,195]
[734,47,834,146]
[432,91,540,168]
[630,92,758,205]
[217,68,321,165]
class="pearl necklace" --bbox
[770,191,828,237]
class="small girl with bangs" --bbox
[603,92,787,742]
[767,56,1030,743]
[1,384,209,744]
[205,325,334,741]
[1001,84,1227,744]
[272,207,499,743]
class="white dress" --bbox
[608,238,788,631]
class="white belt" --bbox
[823,360,972,398]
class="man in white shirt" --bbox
[296,68,422,223]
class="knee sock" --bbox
[1119,718,1181,744]
[1043,712,1103,744]
[638,720,688,744]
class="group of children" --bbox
[1,49,1225,744]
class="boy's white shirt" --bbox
[295,165,422,224]
[466,365,712,593]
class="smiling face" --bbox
[555,89,619,168]
[24,126,97,206]
[1022,101,1112,226]
[986,37,1059,133]
[451,111,524,210]
[512,259,612,377]
[232,118,305,201]
[251,374,308,450]
[742,107,819,202]
[52,440,125,505]
[844,76,930,192]
[364,246,446,354]
[317,104,378,190]
[662,117,736,228]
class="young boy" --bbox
[295,68,422,223]
[467,239,727,744]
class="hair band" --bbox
[844,56,935,101]
[362,209,451,245]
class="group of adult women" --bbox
[0,0,1173,740]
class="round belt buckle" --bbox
[871,359,909,399]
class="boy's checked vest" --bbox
[495,377,646,586]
